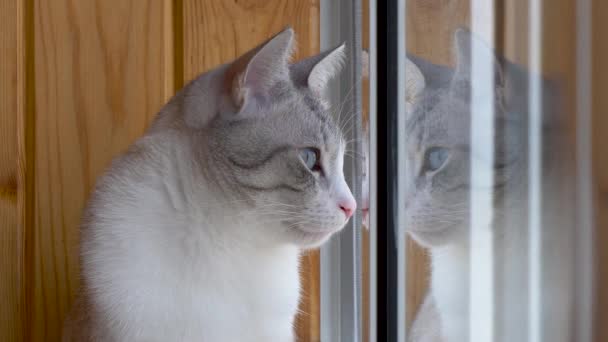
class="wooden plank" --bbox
[406,0,470,66]
[298,251,321,342]
[31,1,173,340]
[0,0,25,340]
[180,2,321,340]
[182,1,320,82]
[593,1,608,339]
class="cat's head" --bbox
[180,28,355,249]
[404,28,531,247]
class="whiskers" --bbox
[329,74,367,138]
[234,200,312,227]
[343,149,365,160]
[192,197,340,235]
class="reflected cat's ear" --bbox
[453,27,472,76]
[405,58,425,112]
[452,27,504,86]
[228,27,295,111]
[290,44,346,99]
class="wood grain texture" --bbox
[31,1,173,340]
[298,251,321,342]
[182,0,320,82]
[180,1,321,340]
[406,0,470,66]
[0,0,25,340]
[593,0,608,339]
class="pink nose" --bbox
[339,199,356,219]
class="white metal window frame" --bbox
[319,0,364,341]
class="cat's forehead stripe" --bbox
[269,81,292,102]
[406,92,437,135]
[300,94,342,149]
[303,95,322,113]
[306,97,331,128]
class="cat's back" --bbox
[64,131,195,341]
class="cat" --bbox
[62,28,357,342]
[402,29,575,342]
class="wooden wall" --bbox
[593,0,608,339]
[1,0,26,340]
[0,1,321,341]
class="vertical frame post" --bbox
[376,0,406,340]
[320,0,364,341]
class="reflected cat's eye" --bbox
[424,147,449,172]
[300,148,321,171]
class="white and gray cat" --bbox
[62,28,357,342]
[403,29,574,342]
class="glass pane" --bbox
[398,0,598,341]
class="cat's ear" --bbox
[182,28,294,128]
[290,44,346,98]
[229,27,295,112]
[450,28,505,103]
[452,27,504,86]
[405,58,426,112]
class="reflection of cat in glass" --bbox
[362,29,574,341]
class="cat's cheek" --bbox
[408,223,467,248]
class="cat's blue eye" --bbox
[300,148,321,171]
[424,147,449,172]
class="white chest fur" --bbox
[85,217,301,342]
[431,244,470,342]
